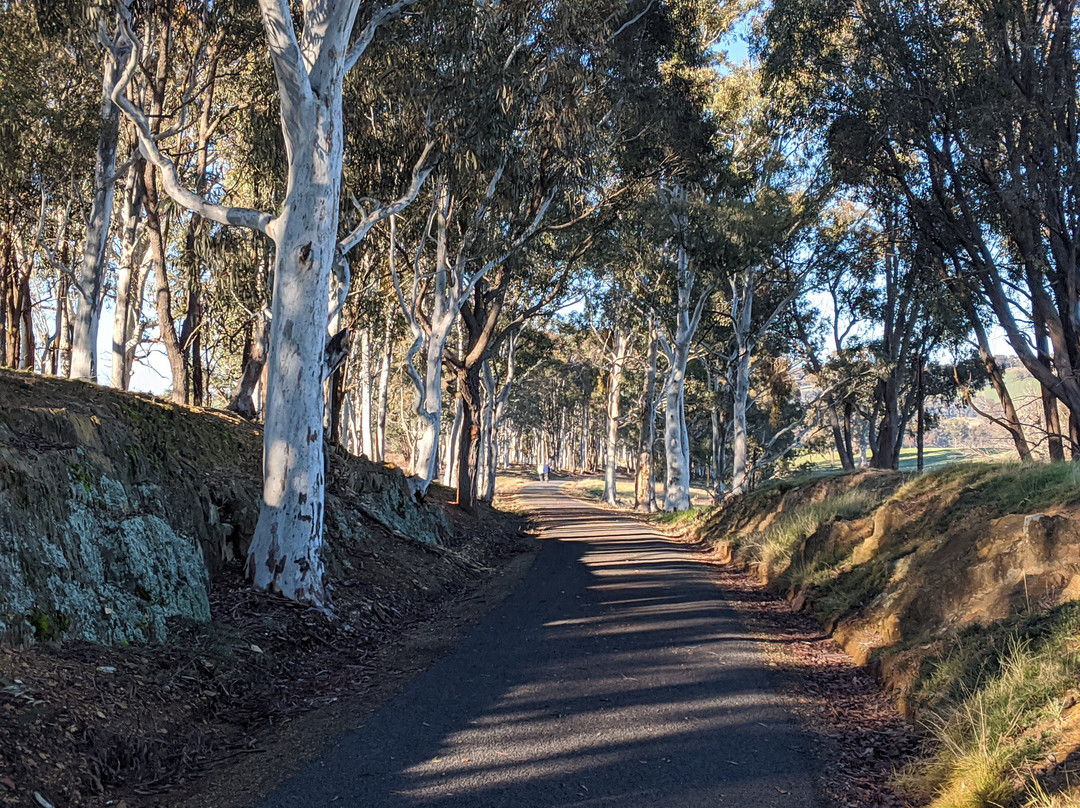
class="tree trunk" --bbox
[142,164,190,404]
[229,309,270,419]
[603,331,629,505]
[825,397,855,471]
[443,395,464,487]
[1035,310,1066,461]
[228,240,272,419]
[662,342,692,511]
[413,328,447,486]
[375,317,392,461]
[636,320,657,512]
[70,48,123,382]
[327,360,347,447]
[49,271,69,376]
[110,160,145,390]
[13,238,33,371]
[247,79,347,608]
[916,355,925,472]
[730,267,755,497]
[360,328,374,458]
[479,359,497,502]
[659,237,702,512]
[482,331,519,501]
[454,363,483,513]
[969,308,1031,461]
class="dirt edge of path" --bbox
[691,550,924,808]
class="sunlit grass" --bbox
[738,489,883,579]
[799,446,1014,474]
[561,474,714,509]
[1022,778,1080,807]
[893,461,1080,517]
[652,507,702,527]
[900,605,1080,808]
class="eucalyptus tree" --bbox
[699,65,832,496]
[51,0,126,382]
[599,314,633,506]
[380,0,672,506]
[0,1,97,373]
[106,0,437,607]
[783,202,878,470]
[764,0,1080,455]
[609,0,745,511]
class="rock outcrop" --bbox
[0,370,449,645]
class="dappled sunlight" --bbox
[384,485,811,804]
[258,483,813,807]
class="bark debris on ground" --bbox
[0,495,533,808]
[696,556,924,808]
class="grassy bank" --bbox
[695,463,1080,808]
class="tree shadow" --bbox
[258,487,816,807]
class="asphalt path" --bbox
[257,481,816,807]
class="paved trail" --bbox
[258,482,816,807]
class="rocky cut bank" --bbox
[0,369,449,646]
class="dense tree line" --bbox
[0,0,1072,605]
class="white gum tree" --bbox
[70,10,126,382]
[602,330,631,505]
[107,0,434,607]
[389,171,552,498]
[655,191,712,512]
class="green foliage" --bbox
[28,607,70,642]
[652,507,702,526]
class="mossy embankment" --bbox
[0,368,457,645]
[692,464,1080,808]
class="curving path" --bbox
[257,481,816,807]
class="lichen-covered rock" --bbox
[0,370,450,646]
[327,446,450,546]
[0,462,211,645]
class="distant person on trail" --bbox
[543,462,550,481]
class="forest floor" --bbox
[0,485,536,808]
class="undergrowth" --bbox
[900,603,1080,808]
[738,489,882,580]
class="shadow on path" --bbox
[257,481,816,807]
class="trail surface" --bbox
[257,482,816,807]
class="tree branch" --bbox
[108,16,271,234]
[339,141,438,254]
[344,0,421,73]
[256,0,311,113]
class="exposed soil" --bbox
[0,493,535,808]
